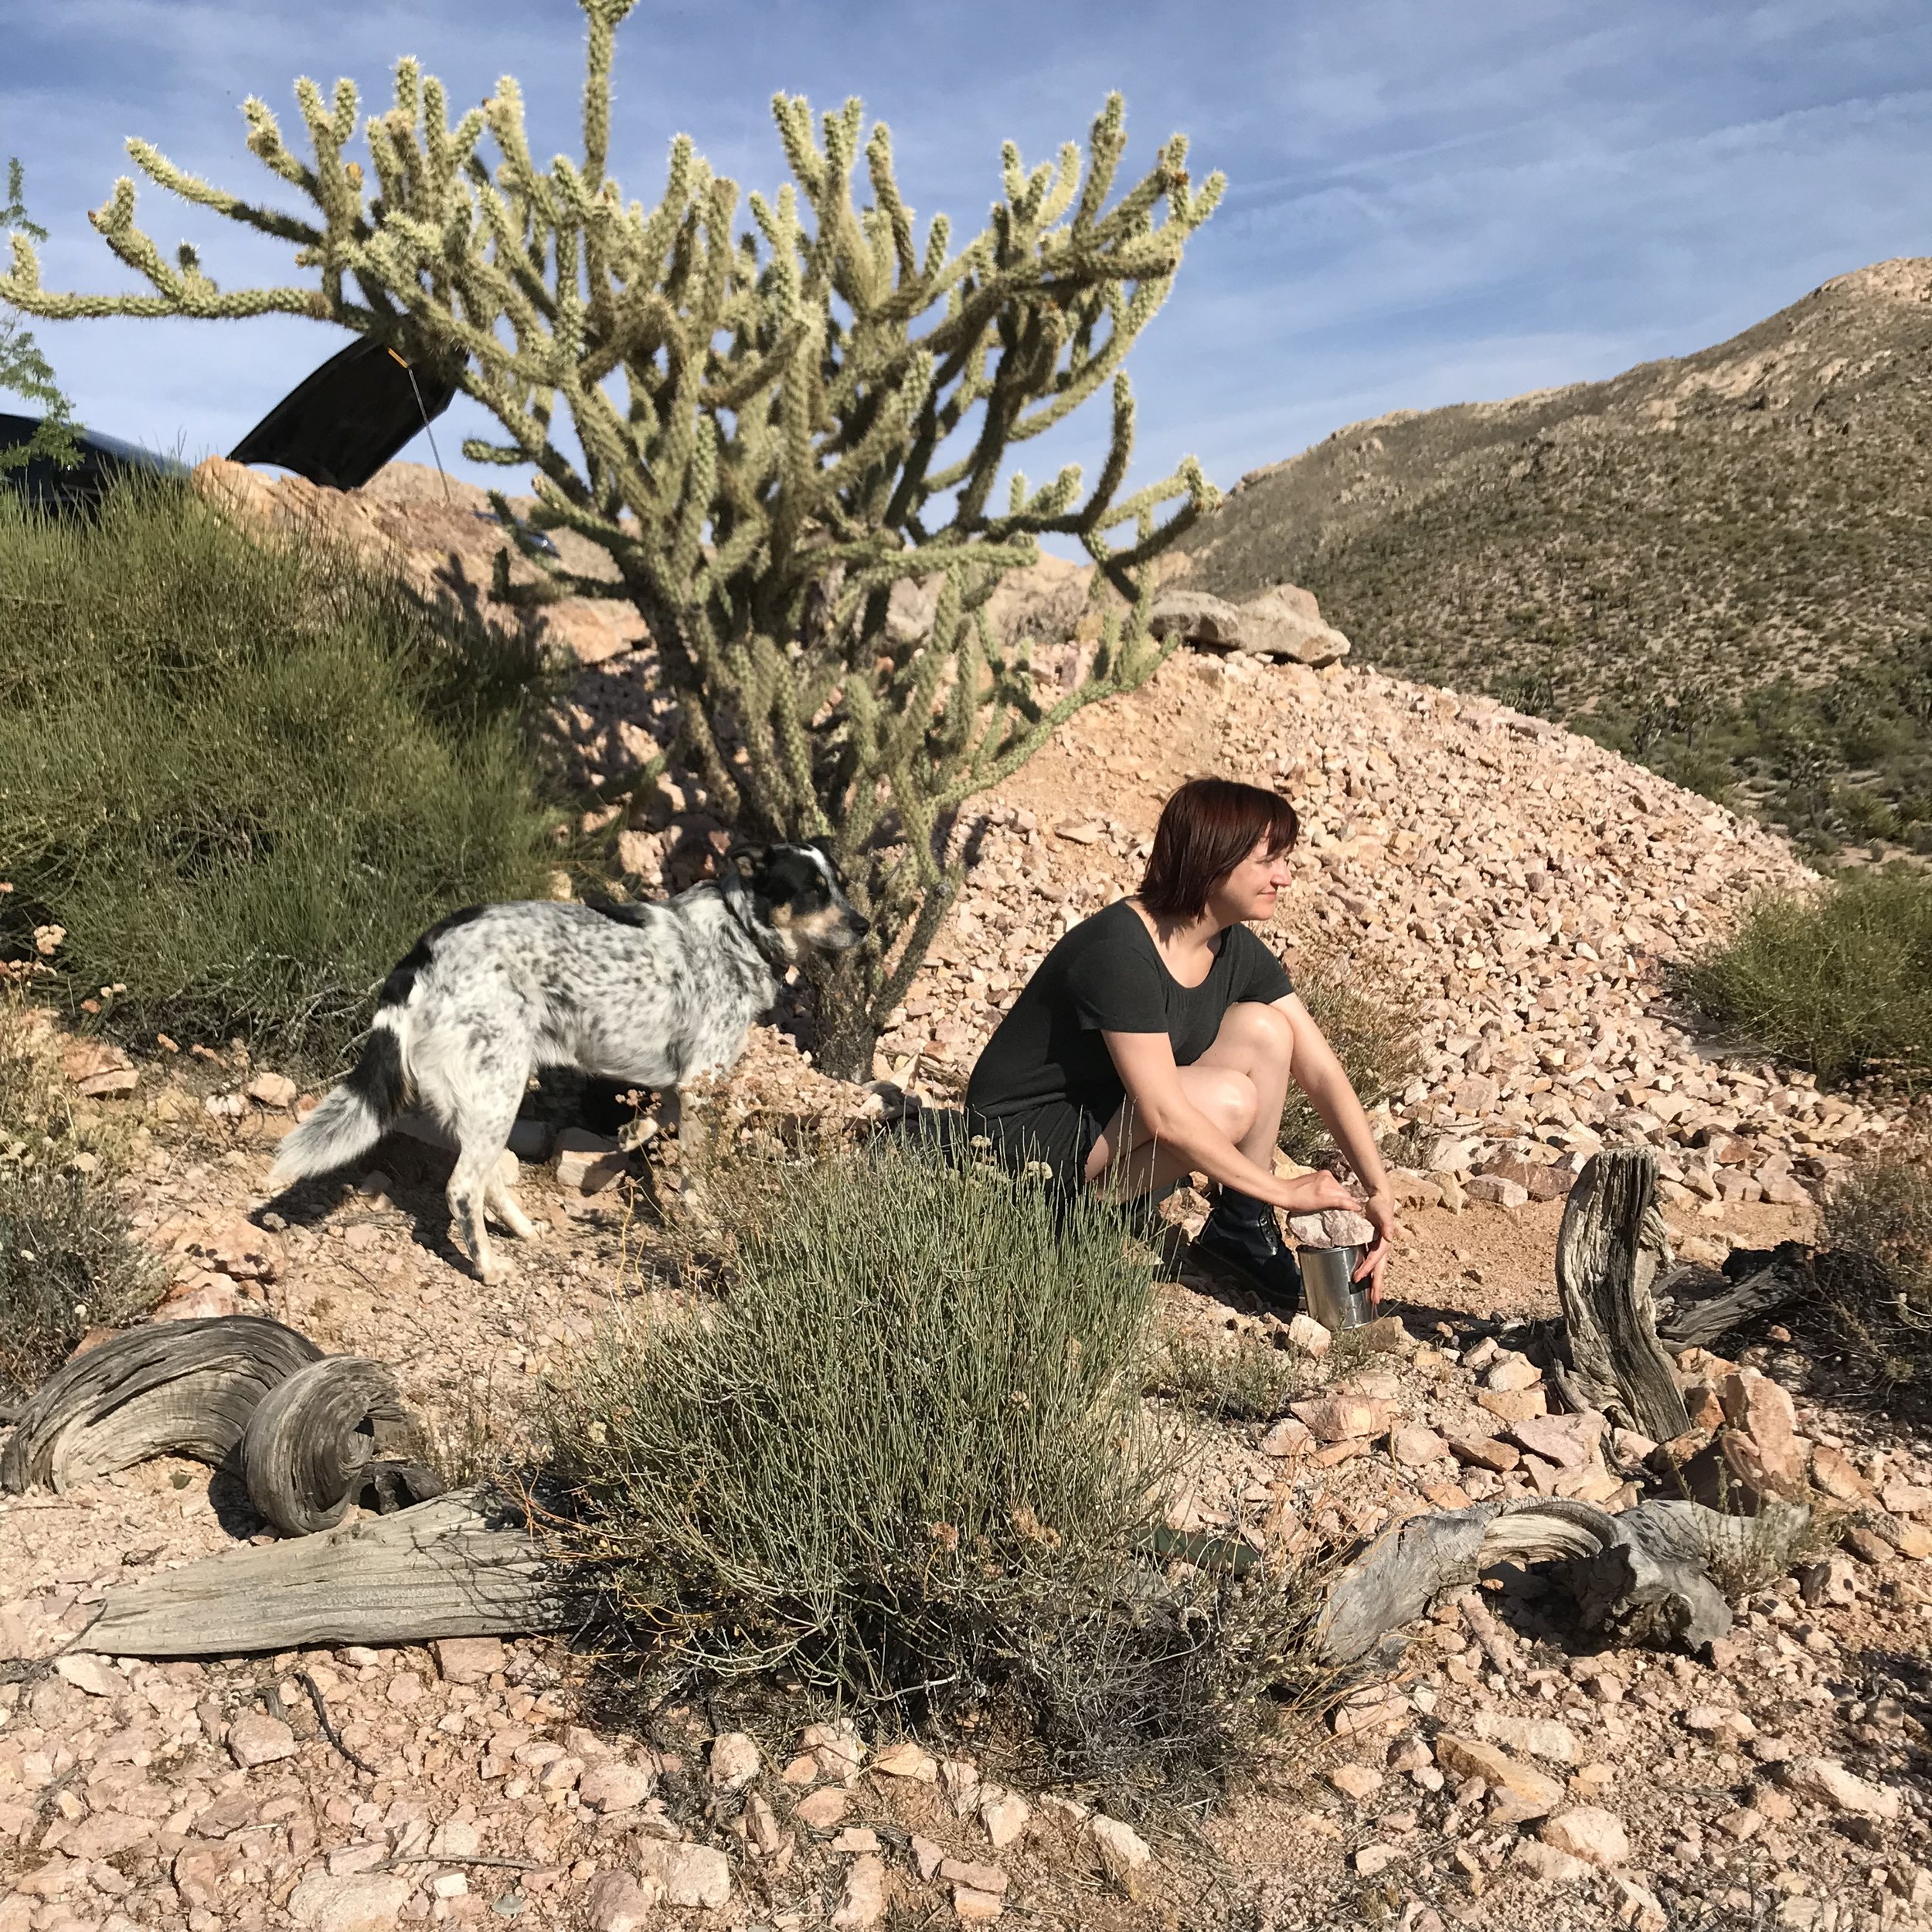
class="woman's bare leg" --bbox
[1083,1000,1297,1200]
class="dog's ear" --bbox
[726,842,767,882]
[808,833,835,859]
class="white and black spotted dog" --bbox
[268,843,868,1280]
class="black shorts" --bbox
[964,1100,1103,1195]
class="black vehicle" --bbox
[1,331,458,512]
[0,413,186,512]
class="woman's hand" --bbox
[1279,1169,1359,1216]
[1353,1187,1403,1303]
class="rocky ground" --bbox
[7,1025,1930,1932]
[6,473,1930,1930]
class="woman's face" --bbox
[1211,836,1294,923]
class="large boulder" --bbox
[886,553,1095,651]
[191,457,648,668]
[1148,582,1351,664]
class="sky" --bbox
[4,0,1930,513]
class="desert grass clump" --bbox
[0,1002,163,1403]
[1819,1138,1932,1400]
[0,1171,165,1405]
[1682,870,1932,1090]
[1280,945,1422,1165]
[550,1141,1324,1786]
[1146,1331,1303,1424]
[0,478,556,1070]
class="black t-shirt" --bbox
[966,899,1294,1127]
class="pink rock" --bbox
[60,1811,153,1859]
[247,1072,299,1110]
[1477,1386,1548,1423]
[287,1872,413,1930]
[1464,1174,1529,1209]
[1390,1424,1450,1468]
[174,1210,284,1282]
[872,1740,937,1781]
[831,1852,886,1928]
[430,1636,505,1684]
[636,1839,733,1910]
[1290,1394,1396,1443]
[226,1713,297,1769]
[1508,1412,1606,1471]
[579,1760,656,1813]
[1327,1764,1384,1801]
[1258,1417,1315,1458]
[1718,1372,1799,1468]
[939,1858,1010,1894]
[981,1787,1030,1848]
[1538,1806,1631,1869]
[795,1787,851,1830]
[1809,1444,1874,1504]
[155,1275,254,1321]
[709,1731,760,1790]
[1483,1353,1542,1393]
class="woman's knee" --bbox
[1187,1065,1258,1138]
[1219,1000,1294,1066]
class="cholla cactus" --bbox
[2,2,1224,1077]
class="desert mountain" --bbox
[1176,258,1932,854]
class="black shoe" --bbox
[1189,1194,1302,1308]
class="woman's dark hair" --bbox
[1139,777,1299,920]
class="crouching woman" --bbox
[964,777,1401,1304]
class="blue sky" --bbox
[5,0,1930,510]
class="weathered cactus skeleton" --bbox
[0,1,1226,1075]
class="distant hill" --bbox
[1177,258,1932,857]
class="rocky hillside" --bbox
[1175,259,1932,856]
[185,457,1911,1227]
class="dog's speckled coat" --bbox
[269,845,866,1277]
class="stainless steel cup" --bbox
[1297,1243,1372,1330]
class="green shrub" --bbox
[0,1002,163,1403]
[0,478,556,1069]
[1281,947,1421,1164]
[1146,1332,1303,1423]
[550,1141,1322,1785]
[1820,1138,1932,1398]
[1682,870,1932,1089]
[0,1168,165,1403]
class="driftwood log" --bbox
[71,1488,567,1656]
[1655,1243,1817,1352]
[242,1356,444,1536]
[1,1317,322,1493]
[1318,1493,1813,1668]
[1549,1150,1692,1441]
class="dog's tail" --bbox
[267,1011,407,1189]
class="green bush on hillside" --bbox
[1682,870,1932,1089]
[0,479,556,1067]
[1820,1139,1932,1400]
[549,1141,1321,1784]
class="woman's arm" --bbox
[1275,993,1405,1291]
[1102,1028,1358,1216]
